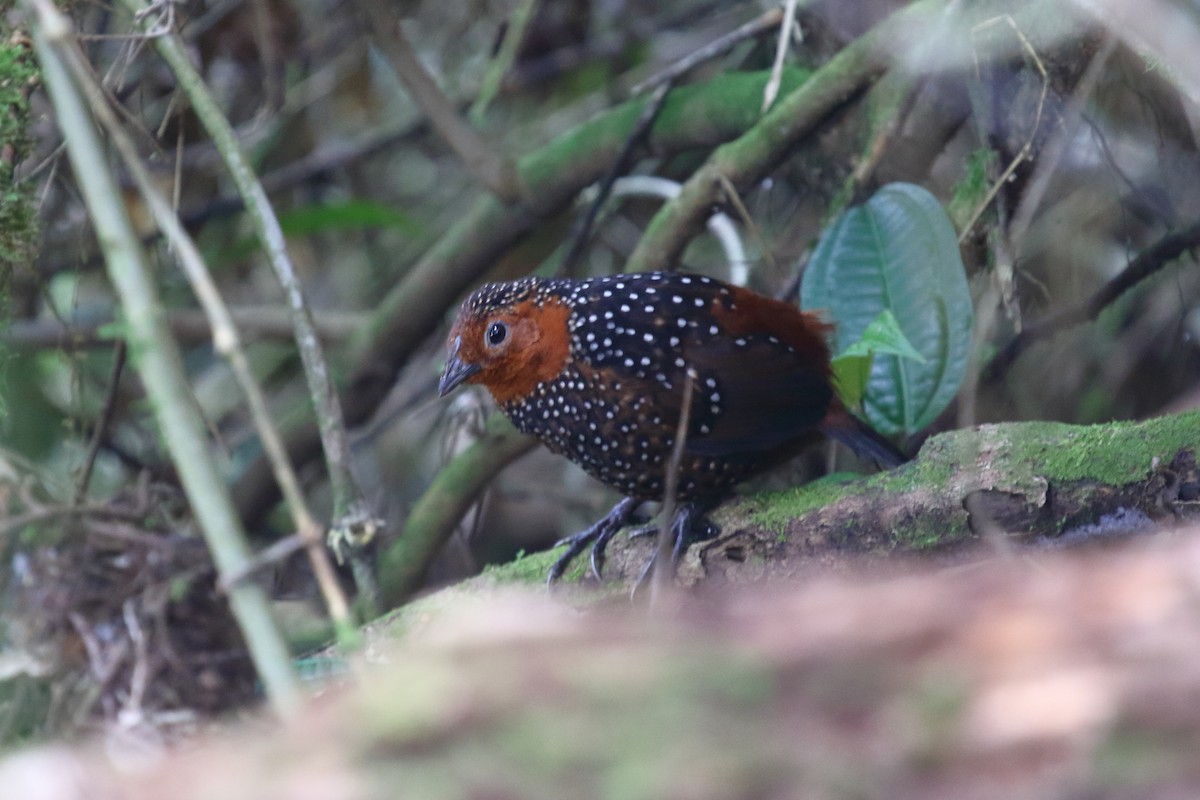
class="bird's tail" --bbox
[819,407,908,469]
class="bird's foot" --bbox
[547,496,639,584]
[631,504,718,598]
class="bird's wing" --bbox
[681,336,833,456]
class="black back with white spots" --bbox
[467,272,834,503]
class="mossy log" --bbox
[506,410,1200,590]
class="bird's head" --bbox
[437,280,572,406]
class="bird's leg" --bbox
[632,503,708,597]
[589,519,627,579]
[548,496,639,584]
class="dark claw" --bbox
[548,497,638,585]
[626,524,658,541]
[589,522,626,578]
[631,504,703,600]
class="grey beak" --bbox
[438,351,481,396]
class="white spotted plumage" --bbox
[456,272,818,501]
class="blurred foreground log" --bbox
[6,526,1200,799]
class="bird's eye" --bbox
[486,321,508,347]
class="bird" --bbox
[437,271,907,582]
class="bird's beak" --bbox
[438,348,481,396]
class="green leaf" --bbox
[211,200,421,267]
[831,310,926,409]
[95,321,127,341]
[277,200,421,238]
[839,309,926,363]
[801,183,974,435]
[831,351,872,409]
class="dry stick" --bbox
[649,368,695,609]
[776,249,810,302]
[0,503,147,537]
[4,307,363,350]
[629,6,784,96]
[957,14,1048,246]
[762,0,801,113]
[956,281,1002,430]
[249,0,284,111]
[52,30,359,647]
[1005,34,1117,255]
[560,81,672,275]
[715,173,777,277]
[983,219,1200,383]
[26,0,303,716]
[959,37,1114,427]
[359,0,523,202]
[220,533,307,588]
[847,78,921,202]
[470,0,541,124]
[116,0,382,573]
[73,340,126,505]
[121,597,150,722]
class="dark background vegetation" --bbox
[0,0,1199,773]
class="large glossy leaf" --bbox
[801,183,973,435]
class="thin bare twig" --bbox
[776,248,810,302]
[118,0,379,555]
[4,307,363,350]
[358,0,523,202]
[848,78,922,200]
[762,0,801,113]
[29,0,303,715]
[957,15,1048,245]
[470,0,541,123]
[1006,34,1117,253]
[560,81,672,275]
[983,219,1200,383]
[716,173,775,277]
[630,6,784,96]
[121,598,150,724]
[218,533,306,590]
[53,16,359,645]
[73,340,126,505]
[249,0,284,111]
[648,368,695,610]
[0,502,145,537]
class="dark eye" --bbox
[486,321,508,347]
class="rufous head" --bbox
[437,280,572,406]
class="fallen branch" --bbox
[535,410,1200,589]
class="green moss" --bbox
[0,34,37,268]
[481,546,578,584]
[740,412,1199,550]
[947,148,998,232]
[0,30,37,425]
[744,461,941,539]
[1010,411,1199,483]
[744,472,864,532]
[519,68,812,189]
